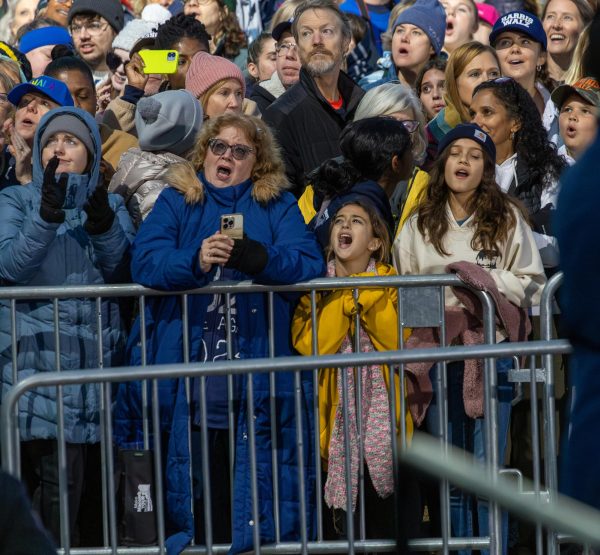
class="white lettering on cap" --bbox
[500,13,533,28]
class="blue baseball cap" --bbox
[437,123,496,162]
[8,76,74,108]
[489,10,547,50]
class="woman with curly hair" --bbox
[394,123,545,555]
[183,0,248,70]
[470,77,566,270]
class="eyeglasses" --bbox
[208,138,254,160]
[0,93,8,104]
[69,21,110,36]
[399,120,420,133]
[275,42,298,56]
[106,51,128,72]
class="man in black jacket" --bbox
[263,0,365,196]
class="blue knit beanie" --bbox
[393,0,447,56]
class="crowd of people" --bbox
[0,0,598,553]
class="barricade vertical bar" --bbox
[340,320,356,555]
[95,296,114,551]
[390,286,402,546]
[541,273,561,555]
[225,292,236,538]
[151,376,166,553]
[294,367,308,555]
[438,286,450,555]
[181,294,197,547]
[53,297,70,553]
[199,373,213,552]
[139,295,150,449]
[309,289,323,541]
[246,373,261,553]
[352,288,366,541]
[478,291,500,555]
[267,291,281,543]
[10,299,21,478]
[529,353,543,555]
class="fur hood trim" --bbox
[164,161,285,205]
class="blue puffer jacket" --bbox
[114,167,326,554]
[0,107,136,443]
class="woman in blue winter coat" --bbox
[116,113,326,555]
[0,105,136,545]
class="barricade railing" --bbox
[0,275,554,555]
[1,340,570,555]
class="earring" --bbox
[510,131,515,140]
[536,65,542,72]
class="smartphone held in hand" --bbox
[220,213,244,240]
[138,50,179,74]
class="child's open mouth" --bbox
[338,233,353,247]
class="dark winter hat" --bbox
[437,123,496,161]
[40,113,95,155]
[393,0,446,56]
[489,10,547,51]
[272,18,293,42]
[551,77,600,110]
[136,90,204,155]
[68,0,125,33]
[312,180,394,249]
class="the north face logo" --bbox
[501,13,534,28]
[133,484,153,512]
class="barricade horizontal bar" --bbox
[0,274,482,301]
[56,537,491,554]
[402,433,600,547]
[1,339,572,394]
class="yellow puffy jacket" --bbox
[291,262,413,462]
[297,168,430,240]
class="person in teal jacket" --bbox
[115,113,325,554]
[0,106,135,544]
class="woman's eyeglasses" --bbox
[208,138,254,160]
[106,52,128,72]
[399,120,420,134]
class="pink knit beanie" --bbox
[185,51,246,99]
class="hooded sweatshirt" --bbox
[0,106,136,443]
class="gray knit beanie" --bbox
[40,114,95,156]
[135,90,204,155]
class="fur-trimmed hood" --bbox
[164,160,287,205]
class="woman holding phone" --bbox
[115,113,325,554]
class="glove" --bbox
[225,236,268,275]
[83,184,115,235]
[39,156,67,224]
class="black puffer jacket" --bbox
[263,68,364,196]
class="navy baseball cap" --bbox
[489,10,547,50]
[437,123,496,162]
[272,18,293,42]
[8,76,74,108]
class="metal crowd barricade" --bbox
[0,275,518,554]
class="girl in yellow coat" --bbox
[292,187,413,538]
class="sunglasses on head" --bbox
[106,52,128,72]
[208,138,254,160]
